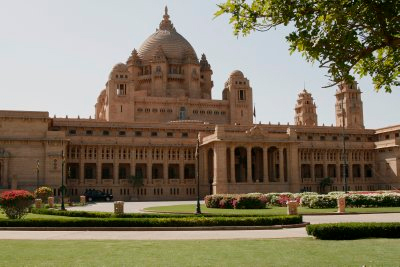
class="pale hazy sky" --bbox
[1,0,398,128]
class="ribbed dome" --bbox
[137,7,198,63]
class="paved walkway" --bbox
[0,202,399,240]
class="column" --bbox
[79,146,84,184]
[230,146,235,183]
[323,150,328,178]
[263,146,269,183]
[96,145,102,184]
[163,147,169,184]
[203,149,208,184]
[179,148,184,183]
[213,143,227,193]
[360,151,365,182]
[348,150,353,182]
[130,147,136,177]
[336,150,341,182]
[147,148,152,185]
[279,147,284,183]
[310,150,315,182]
[246,146,252,182]
[113,147,119,185]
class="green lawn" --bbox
[0,239,398,266]
[144,204,400,215]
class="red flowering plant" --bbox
[0,190,34,219]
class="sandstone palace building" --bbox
[0,8,399,200]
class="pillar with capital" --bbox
[263,146,269,183]
[246,145,252,183]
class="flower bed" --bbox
[204,193,267,209]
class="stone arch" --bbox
[234,147,247,182]
[251,147,263,182]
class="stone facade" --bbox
[0,8,399,200]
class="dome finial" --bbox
[159,6,174,31]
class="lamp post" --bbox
[341,98,348,193]
[195,133,202,215]
[61,150,66,211]
[36,160,40,189]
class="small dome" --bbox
[137,7,198,63]
[111,63,128,72]
[230,70,244,77]
[108,63,128,79]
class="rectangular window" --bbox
[167,132,173,137]
[238,90,246,101]
[135,131,142,137]
[151,132,158,137]
[86,130,93,135]
[69,129,76,135]
[119,131,126,136]
[182,132,188,138]
[103,130,109,136]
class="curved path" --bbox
[0,202,399,240]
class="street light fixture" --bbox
[61,150,66,211]
[341,97,348,193]
[36,160,40,189]
[195,133,201,215]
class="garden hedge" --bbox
[306,222,400,240]
[30,208,289,218]
[0,215,302,227]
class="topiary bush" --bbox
[0,190,34,219]
[33,186,53,203]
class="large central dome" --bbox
[137,7,198,63]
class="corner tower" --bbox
[335,81,364,129]
[223,70,253,125]
[294,89,318,126]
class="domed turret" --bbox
[137,7,198,63]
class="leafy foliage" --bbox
[128,175,144,188]
[215,0,400,92]
[307,222,400,240]
[34,186,53,202]
[0,190,34,219]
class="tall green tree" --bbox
[215,0,400,92]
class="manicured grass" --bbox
[0,239,399,266]
[144,204,400,215]
[0,212,80,220]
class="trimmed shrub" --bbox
[307,222,400,240]
[306,195,337,208]
[234,194,267,209]
[205,194,267,209]
[204,194,225,208]
[33,186,53,202]
[0,190,34,219]
[0,215,302,227]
